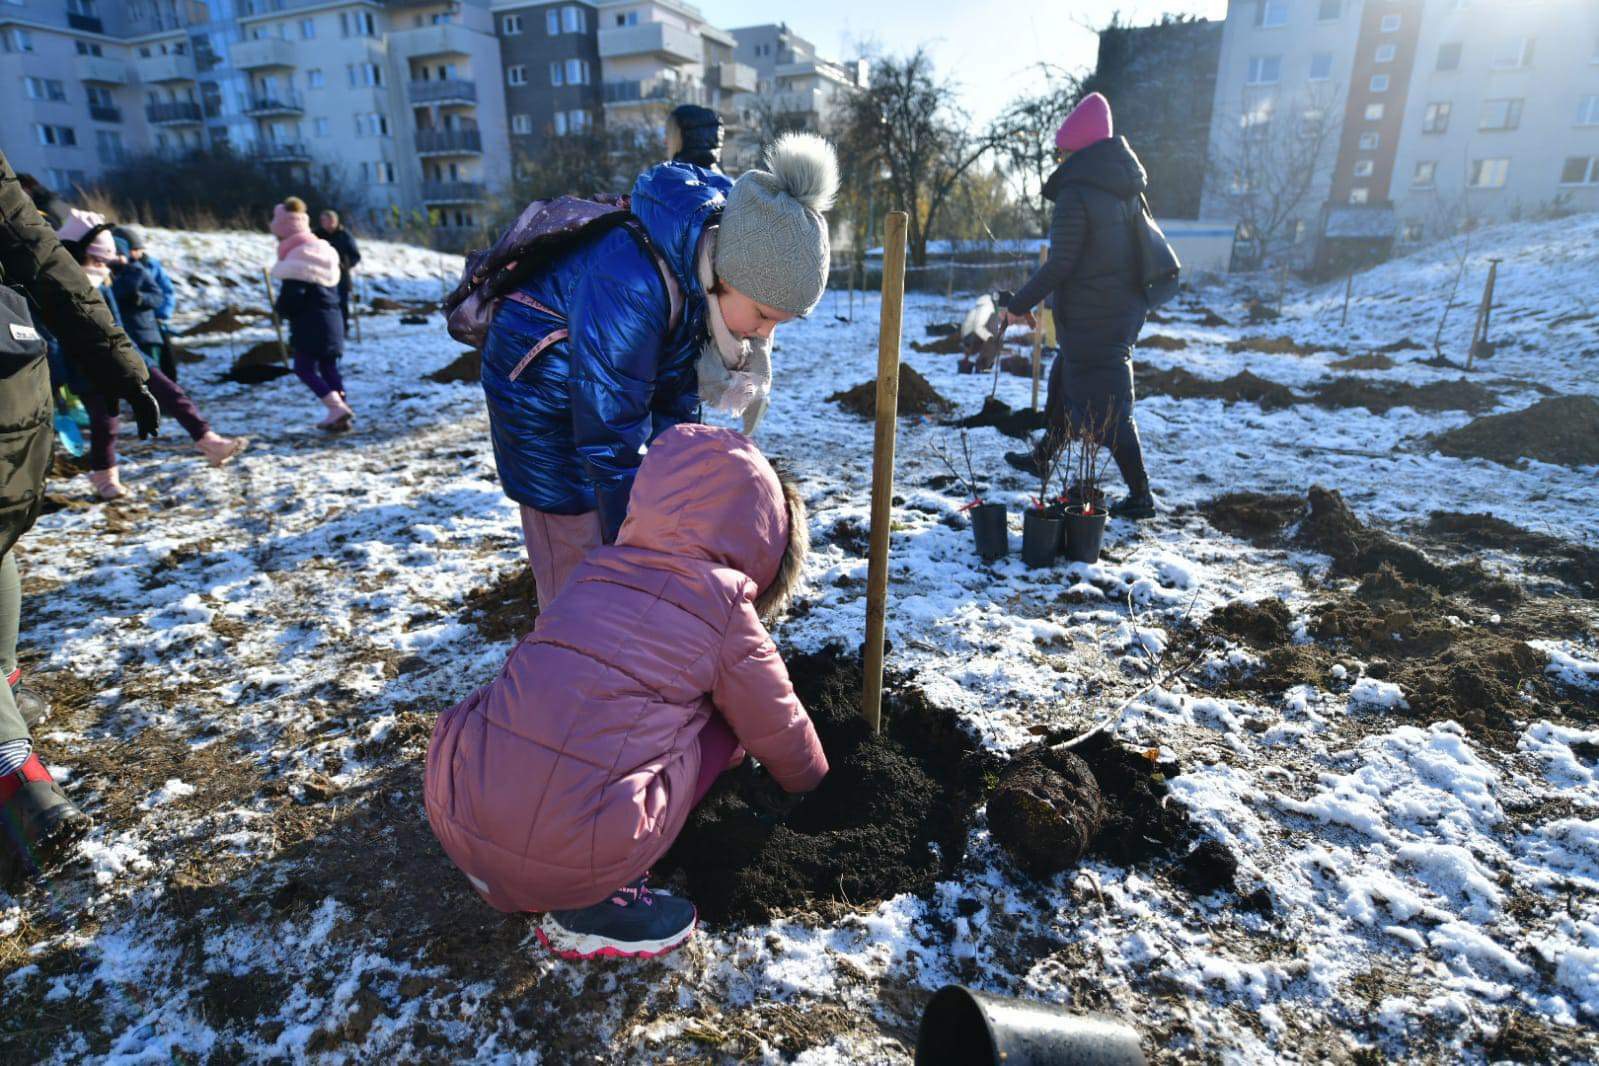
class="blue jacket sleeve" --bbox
[565,243,670,543]
[151,260,175,320]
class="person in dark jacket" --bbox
[0,151,160,889]
[313,210,361,332]
[666,104,724,172]
[1001,93,1158,519]
[269,198,350,430]
[482,132,838,610]
[113,226,178,378]
[14,173,72,229]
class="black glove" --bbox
[738,760,805,825]
[123,384,160,439]
[995,289,1016,310]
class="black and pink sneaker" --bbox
[0,754,91,889]
[537,875,697,960]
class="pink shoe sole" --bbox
[534,916,697,960]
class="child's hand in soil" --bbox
[738,761,806,824]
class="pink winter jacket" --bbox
[424,424,828,912]
[268,203,341,288]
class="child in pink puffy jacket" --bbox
[425,423,826,958]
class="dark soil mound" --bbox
[1140,334,1188,351]
[1200,492,1305,546]
[659,647,988,927]
[1196,310,1230,328]
[169,342,206,365]
[1377,338,1426,353]
[461,567,537,642]
[369,297,409,312]
[1309,376,1498,415]
[1137,367,1297,409]
[829,365,954,418]
[987,746,1104,876]
[1226,334,1333,357]
[1208,598,1292,647]
[427,349,481,384]
[181,307,258,336]
[219,341,293,384]
[1072,733,1200,869]
[1426,511,1599,596]
[925,322,959,336]
[1328,354,1395,371]
[910,334,964,354]
[997,354,1035,378]
[956,396,1047,439]
[1433,395,1599,468]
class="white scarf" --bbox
[696,227,771,436]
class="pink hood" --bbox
[269,203,341,287]
[56,209,118,263]
[425,425,826,913]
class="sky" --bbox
[692,0,1228,126]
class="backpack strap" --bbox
[622,217,684,336]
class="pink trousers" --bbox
[691,712,740,807]
[519,505,603,611]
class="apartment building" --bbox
[595,0,752,139]
[730,23,863,139]
[492,1,601,165]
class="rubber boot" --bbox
[195,431,248,468]
[89,467,125,500]
[0,753,92,889]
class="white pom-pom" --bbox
[763,132,840,214]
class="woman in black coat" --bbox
[1002,92,1157,519]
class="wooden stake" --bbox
[352,276,364,344]
[1339,270,1353,329]
[862,211,907,734]
[261,268,289,366]
[1029,245,1047,412]
[1468,257,1500,370]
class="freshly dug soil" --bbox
[1136,366,1297,409]
[956,396,1047,439]
[1140,334,1188,351]
[181,307,258,336]
[1432,395,1599,468]
[997,354,1035,378]
[1328,354,1395,371]
[925,322,959,336]
[220,341,293,384]
[1208,598,1292,648]
[1309,377,1498,415]
[659,646,988,927]
[987,746,1104,876]
[829,365,954,418]
[169,342,206,365]
[1196,310,1230,328]
[461,567,538,643]
[1200,492,1305,546]
[426,349,481,384]
[1376,338,1426,353]
[1226,334,1334,357]
[1425,511,1599,596]
[910,334,964,355]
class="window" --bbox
[24,77,67,102]
[615,11,638,26]
[507,64,527,86]
[569,108,590,132]
[1358,131,1380,150]
[1246,56,1282,85]
[1364,103,1385,121]
[511,113,533,134]
[1370,74,1389,92]
[1254,0,1288,28]
[548,61,563,86]
[1479,98,1523,131]
[314,117,330,136]
[307,68,324,88]
[34,124,77,147]
[1353,159,1375,177]
[347,62,383,87]
[1401,222,1424,242]
[75,41,103,56]
[339,11,376,37]
[1412,161,1436,187]
[1423,102,1451,133]
[502,14,521,35]
[1309,52,1332,80]
[562,7,586,33]
[95,129,123,164]
[553,111,568,136]
[1375,44,1396,63]
[1491,37,1533,70]
[299,18,314,38]
[1577,96,1599,126]
[1468,158,1509,188]
[546,9,559,34]
[3,28,34,52]
[86,85,114,108]
[1436,42,1461,71]
[1318,0,1341,19]
[1561,157,1598,185]
[565,58,588,85]
[1349,187,1369,204]
[1380,14,1401,32]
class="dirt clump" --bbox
[1073,733,1199,868]
[829,365,954,418]
[461,567,538,643]
[1480,1012,1592,1065]
[987,746,1104,876]
[181,307,258,336]
[1208,598,1292,648]
[1425,511,1599,596]
[658,646,988,926]
[1376,338,1425,353]
[221,341,294,384]
[910,334,964,354]
[1196,310,1230,328]
[1309,376,1498,415]
[1226,334,1333,357]
[1140,334,1188,351]
[1432,395,1599,468]
[955,396,1048,439]
[925,322,959,336]
[1199,492,1305,546]
[426,349,481,384]
[1137,366,1297,409]
[1328,353,1396,371]
[1175,839,1238,895]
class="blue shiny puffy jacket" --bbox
[481,163,729,540]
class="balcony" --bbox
[76,55,129,85]
[89,104,122,123]
[603,78,708,109]
[420,180,486,204]
[232,36,297,70]
[414,128,483,156]
[244,90,304,116]
[67,12,104,33]
[136,53,197,84]
[145,101,204,125]
[710,62,758,94]
[598,22,700,65]
[251,142,312,164]
[408,79,477,106]
[389,22,477,59]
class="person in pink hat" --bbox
[1000,91,1159,520]
[268,197,351,432]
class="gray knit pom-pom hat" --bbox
[714,132,840,315]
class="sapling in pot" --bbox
[1062,404,1115,565]
[1022,431,1066,569]
[931,431,1007,560]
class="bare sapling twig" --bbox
[929,430,985,506]
[1067,401,1118,514]
[1032,428,1067,508]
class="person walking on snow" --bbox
[426,424,825,959]
[112,226,178,380]
[1000,92,1159,519]
[56,212,246,500]
[313,209,361,334]
[481,132,837,610]
[269,198,350,431]
[0,151,161,887]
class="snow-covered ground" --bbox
[1,217,1596,1063]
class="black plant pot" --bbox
[1046,501,1068,554]
[1063,481,1107,512]
[1022,508,1061,569]
[970,502,1008,560]
[1064,504,1108,565]
[915,985,1146,1066]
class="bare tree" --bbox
[838,49,998,265]
[1206,87,1341,267]
[990,64,1083,234]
